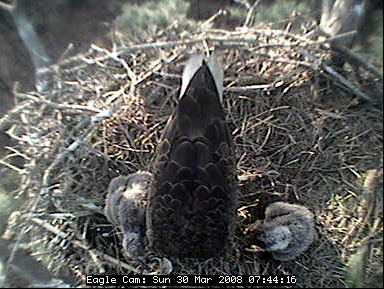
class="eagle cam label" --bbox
[86,274,297,287]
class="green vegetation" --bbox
[359,12,383,70]
[117,0,190,41]
[232,0,314,29]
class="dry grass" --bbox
[0,20,382,288]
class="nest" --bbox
[1,22,383,287]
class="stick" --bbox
[0,159,26,174]
[7,109,112,280]
[40,109,111,193]
[226,83,275,92]
[243,0,261,27]
[0,101,32,131]
[333,46,383,80]
[319,28,383,79]
[15,92,103,114]
[301,48,374,102]
[29,217,141,273]
[201,9,227,28]
[0,1,14,12]
[323,65,374,102]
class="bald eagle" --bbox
[104,54,315,262]
[146,54,237,259]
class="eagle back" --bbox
[147,57,237,259]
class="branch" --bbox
[0,101,32,131]
[333,45,383,80]
[0,1,15,12]
[323,65,374,102]
[40,109,111,194]
[15,92,103,114]
[319,28,383,80]
[29,217,142,274]
[243,0,261,27]
[302,48,374,103]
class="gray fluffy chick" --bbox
[104,171,153,258]
[252,202,315,261]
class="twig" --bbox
[57,43,74,65]
[91,44,137,83]
[40,109,111,192]
[318,28,383,79]
[234,0,251,9]
[201,9,227,28]
[136,53,179,86]
[3,146,30,160]
[15,92,102,114]
[59,38,203,75]
[60,28,317,74]
[333,46,383,80]
[29,217,141,274]
[45,29,324,79]
[252,28,319,45]
[0,101,32,131]
[243,0,261,27]
[0,159,26,174]
[302,48,374,102]
[322,31,357,46]
[7,109,112,280]
[0,1,15,12]
[256,53,314,68]
[80,39,202,65]
[226,83,275,92]
[323,65,374,102]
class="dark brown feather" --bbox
[147,57,237,259]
